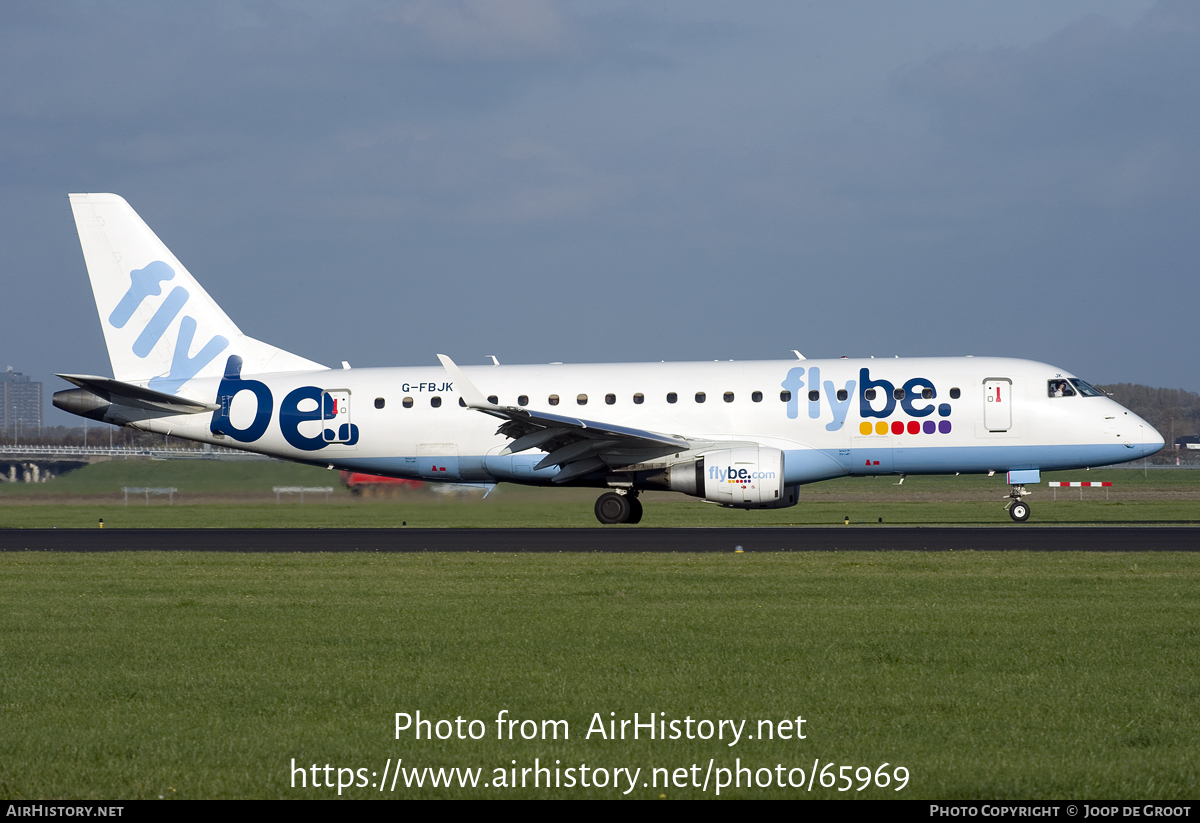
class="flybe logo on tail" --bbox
[109,261,229,393]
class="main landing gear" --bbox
[595,491,643,525]
[1005,485,1032,523]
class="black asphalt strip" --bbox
[1,527,1197,552]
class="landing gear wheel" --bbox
[1009,501,1031,523]
[595,492,632,524]
[626,495,643,525]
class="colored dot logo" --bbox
[858,419,952,435]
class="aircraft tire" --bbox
[595,492,632,524]
[1009,501,1031,522]
[627,496,643,525]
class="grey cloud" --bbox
[390,0,572,61]
[890,1,1200,208]
[3,1,1198,424]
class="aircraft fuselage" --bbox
[119,356,1159,487]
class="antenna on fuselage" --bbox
[791,350,805,360]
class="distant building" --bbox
[1177,435,1200,450]
[2,368,42,434]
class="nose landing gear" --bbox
[595,490,643,525]
[1005,485,1032,522]
[1008,500,1031,522]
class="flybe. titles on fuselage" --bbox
[781,367,953,434]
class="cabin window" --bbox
[403,396,413,408]
[488,395,498,405]
[548,395,560,406]
[518,395,528,406]
[893,388,905,400]
[723,392,734,403]
[780,390,791,402]
[808,390,820,401]
[459,397,467,407]
[633,393,644,405]
[836,389,848,402]
[752,391,763,402]
[577,394,588,405]
[431,397,442,408]
[695,392,706,403]
[605,394,616,405]
[667,392,677,404]
[374,397,385,409]
[922,388,933,400]
[949,388,961,399]
[865,388,876,400]
[1048,380,1076,398]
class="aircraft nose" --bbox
[1142,423,1166,455]
[1125,411,1166,458]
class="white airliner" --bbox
[54,193,1165,524]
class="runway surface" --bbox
[1,527,1197,552]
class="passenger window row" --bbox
[384,390,853,408]
[383,386,960,409]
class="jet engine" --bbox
[648,446,799,509]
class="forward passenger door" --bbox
[983,379,1012,432]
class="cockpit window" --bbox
[1048,380,1076,397]
[1069,378,1107,397]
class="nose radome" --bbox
[1142,423,1166,454]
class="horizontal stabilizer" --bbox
[56,374,218,414]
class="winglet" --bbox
[437,354,502,410]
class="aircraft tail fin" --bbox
[68,193,325,395]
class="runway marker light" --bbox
[735,545,744,553]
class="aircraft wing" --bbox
[438,355,691,483]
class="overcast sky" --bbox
[2,0,1196,424]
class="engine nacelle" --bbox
[52,388,112,421]
[653,446,799,509]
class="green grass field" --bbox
[3,463,1196,798]
[1,461,1197,527]
[1,551,1197,799]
